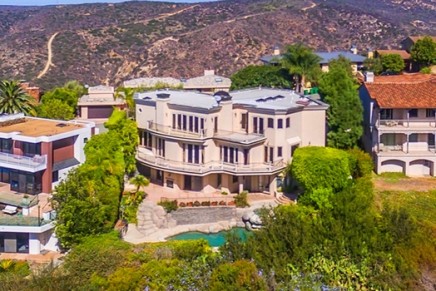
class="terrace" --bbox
[0,152,47,172]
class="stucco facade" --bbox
[135,89,328,195]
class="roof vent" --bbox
[56,123,67,128]
[215,77,223,82]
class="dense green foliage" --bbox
[363,57,383,75]
[53,109,138,248]
[158,199,178,213]
[280,43,321,92]
[230,65,292,90]
[381,53,405,73]
[234,190,250,208]
[319,57,363,149]
[410,36,436,68]
[0,80,36,115]
[36,99,75,120]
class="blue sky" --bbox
[0,0,206,6]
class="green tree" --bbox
[114,87,135,118]
[280,43,321,92]
[319,57,363,149]
[129,174,149,193]
[363,57,383,75]
[0,80,36,115]
[410,36,436,68]
[37,99,75,120]
[381,54,405,73]
[230,65,292,90]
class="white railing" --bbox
[213,129,265,143]
[147,121,207,139]
[378,119,436,128]
[137,152,284,174]
[0,152,47,170]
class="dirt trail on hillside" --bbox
[37,32,59,79]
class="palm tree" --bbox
[115,86,135,118]
[0,80,36,115]
[129,174,150,193]
[280,44,321,93]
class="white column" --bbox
[29,233,41,255]
[238,176,244,194]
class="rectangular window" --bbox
[232,175,238,183]
[52,171,59,182]
[409,133,418,142]
[172,114,176,129]
[189,116,193,132]
[214,117,218,133]
[23,142,41,157]
[291,145,299,157]
[200,118,204,130]
[253,117,258,133]
[0,139,12,153]
[244,149,249,165]
[224,146,228,163]
[182,115,187,131]
[409,109,418,118]
[194,117,199,133]
[278,119,283,129]
[269,147,274,163]
[259,118,264,134]
[426,109,435,118]
[177,114,182,129]
[241,113,247,130]
[268,118,274,128]
[428,134,435,147]
[380,109,393,120]
[278,146,282,157]
[194,145,200,164]
[264,146,268,163]
[188,144,193,163]
[286,117,290,128]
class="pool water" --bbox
[168,227,251,247]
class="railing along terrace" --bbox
[0,152,47,169]
[378,119,436,128]
[147,121,207,138]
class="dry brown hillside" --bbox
[0,0,435,89]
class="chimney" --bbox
[367,47,374,59]
[204,70,215,76]
[365,72,374,83]
[273,45,280,56]
[350,45,357,55]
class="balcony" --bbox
[0,152,47,172]
[378,142,436,157]
[377,119,436,132]
[147,121,207,140]
[137,151,285,175]
[213,129,266,145]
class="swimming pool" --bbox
[168,227,251,247]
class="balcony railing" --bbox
[377,119,436,129]
[147,121,207,139]
[137,151,285,174]
[0,152,47,171]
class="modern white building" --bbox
[135,88,328,195]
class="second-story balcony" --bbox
[377,118,436,132]
[213,129,266,145]
[137,150,285,176]
[0,152,47,172]
[147,121,207,140]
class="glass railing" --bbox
[0,152,47,170]
[0,216,53,227]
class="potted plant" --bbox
[193,201,201,207]
[219,201,226,206]
[211,201,218,206]
[201,201,210,206]
[228,200,236,206]
[179,202,186,207]
[187,202,193,207]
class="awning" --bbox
[287,136,301,145]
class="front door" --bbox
[184,175,192,191]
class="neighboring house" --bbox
[123,70,231,94]
[0,113,95,193]
[374,49,412,71]
[182,70,231,93]
[359,73,436,176]
[135,88,328,195]
[78,85,125,119]
[0,114,95,255]
[401,35,436,52]
[20,82,41,102]
[260,46,366,73]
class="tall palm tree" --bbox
[280,44,322,93]
[115,86,135,118]
[0,80,36,115]
[129,174,150,193]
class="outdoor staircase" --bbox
[136,208,159,236]
[275,194,295,205]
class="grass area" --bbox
[376,172,408,182]
[376,190,436,228]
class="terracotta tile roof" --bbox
[376,49,411,60]
[364,74,436,108]
[409,35,436,43]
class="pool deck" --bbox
[123,199,277,244]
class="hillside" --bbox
[0,0,435,89]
